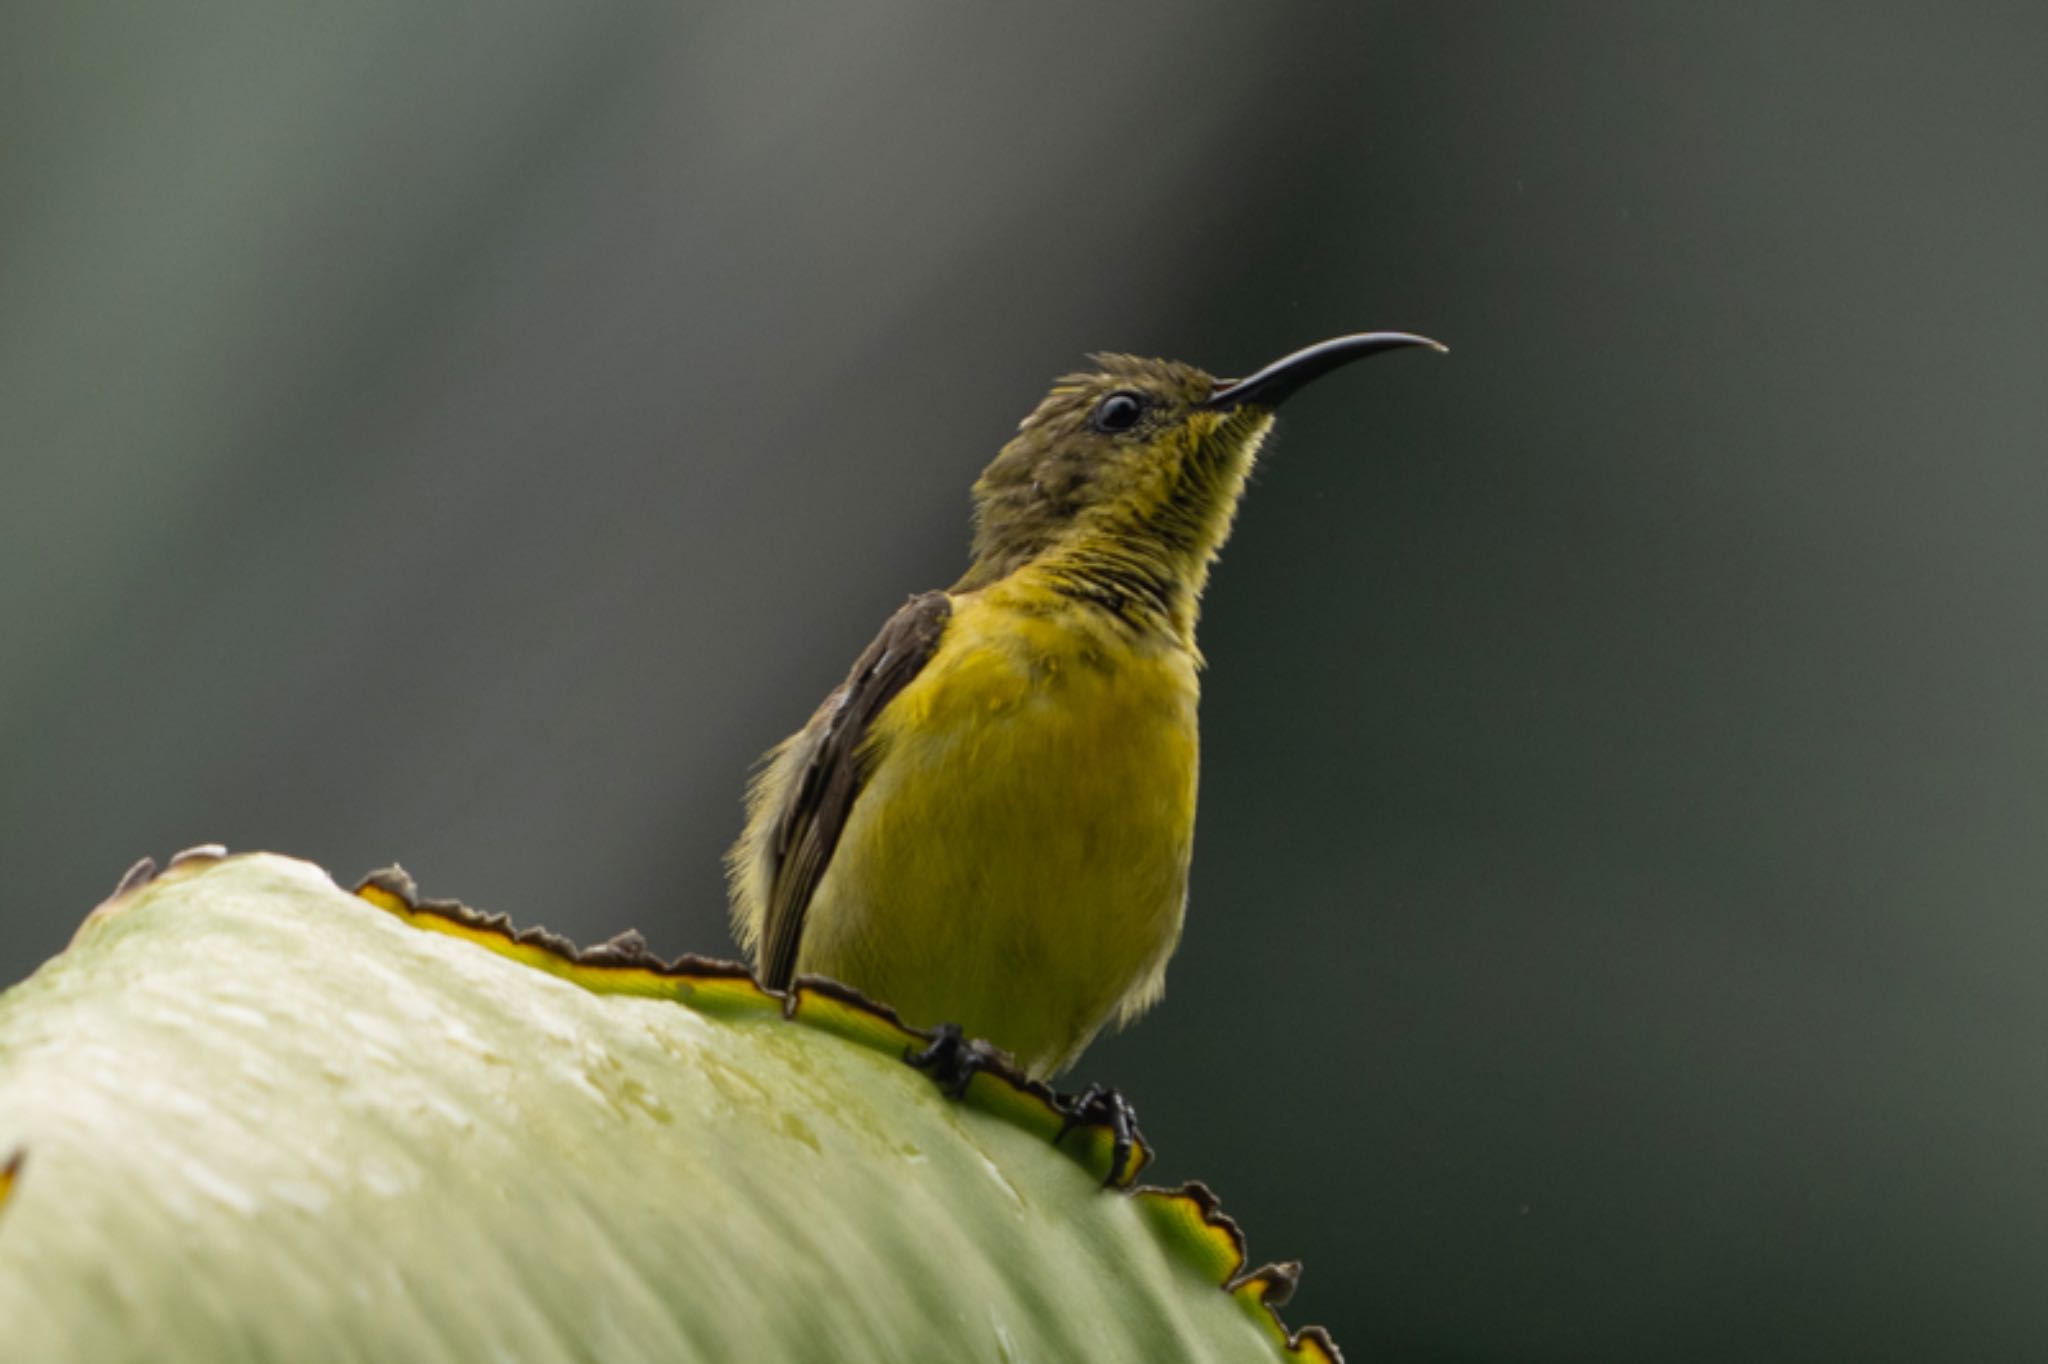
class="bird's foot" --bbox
[1054,1083,1142,1189]
[903,1022,1003,1099]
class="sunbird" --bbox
[730,333,1442,1085]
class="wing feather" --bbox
[746,591,951,990]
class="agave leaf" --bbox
[0,853,1333,1363]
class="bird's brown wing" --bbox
[757,590,953,990]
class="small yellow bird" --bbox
[729,333,1442,1090]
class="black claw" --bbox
[1054,1083,1142,1188]
[903,1022,1002,1099]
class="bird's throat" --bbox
[957,409,1272,641]
[1021,450,1264,640]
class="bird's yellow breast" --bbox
[794,578,1201,1076]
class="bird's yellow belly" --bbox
[795,599,1200,1077]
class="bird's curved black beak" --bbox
[1202,331,1446,410]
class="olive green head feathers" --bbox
[955,333,1445,635]
[956,355,1258,601]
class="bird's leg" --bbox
[902,1022,1003,1099]
[1053,1083,1141,1189]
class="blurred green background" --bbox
[6,4,2047,1359]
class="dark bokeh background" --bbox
[7,4,2047,1359]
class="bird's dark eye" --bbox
[1090,391,1146,434]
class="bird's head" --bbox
[956,333,1444,625]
